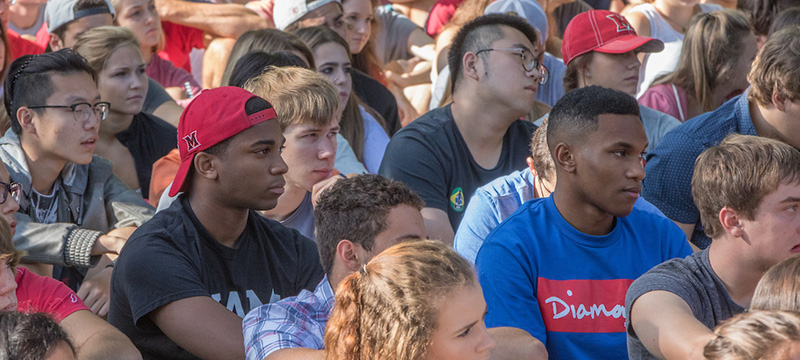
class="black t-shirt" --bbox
[109,197,324,360]
[378,104,536,231]
[352,69,400,135]
[624,249,746,359]
[115,112,177,199]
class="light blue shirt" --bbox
[454,168,665,264]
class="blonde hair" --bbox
[73,26,141,74]
[652,10,753,112]
[244,66,340,130]
[704,310,800,360]
[748,26,800,106]
[752,254,800,312]
[324,239,476,360]
[691,134,800,238]
[0,216,23,269]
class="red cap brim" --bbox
[168,155,194,197]
[594,35,664,54]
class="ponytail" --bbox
[324,274,363,360]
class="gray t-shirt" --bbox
[375,6,420,66]
[625,248,746,359]
[280,191,315,242]
[143,77,174,114]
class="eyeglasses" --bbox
[27,102,111,122]
[0,181,21,205]
[475,48,549,85]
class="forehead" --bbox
[490,25,536,49]
[300,2,342,22]
[585,113,646,143]
[228,119,283,146]
[119,0,152,10]
[315,42,349,63]
[285,116,340,133]
[104,45,145,68]
[46,72,100,104]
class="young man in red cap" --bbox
[109,87,324,360]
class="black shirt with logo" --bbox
[379,104,536,232]
[109,197,324,360]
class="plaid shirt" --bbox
[243,276,334,360]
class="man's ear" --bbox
[335,239,362,272]
[193,152,219,180]
[719,207,745,239]
[461,52,482,82]
[772,91,787,112]
[48,33,64,51]
[526,156,536,173]
[16,107,37,136]
[553,142,576,173]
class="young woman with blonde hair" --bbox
[638,9,756,121]
[325,239,496,360]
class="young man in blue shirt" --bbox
[477,86,691,360]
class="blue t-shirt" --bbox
[454,168,665,264]
[642,92,756,249]
[477,196,692,360]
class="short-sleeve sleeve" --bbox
[15,267,89,322]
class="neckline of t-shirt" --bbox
[544,196,622,248]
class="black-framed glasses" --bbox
[27,102,110,122]
[0,181,21,204]
[475,48,549,85]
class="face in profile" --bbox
[571,113,647,217]
[426,282,495,360]
[313,41,353,113]
[341,0,373,54]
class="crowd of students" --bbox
[0,0,799,358]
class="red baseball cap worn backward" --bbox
[169,86,278,197]
[561,10,664,66]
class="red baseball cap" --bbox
[562,10,664,66]
[169,86,278,197]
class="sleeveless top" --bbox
[630,2,722,97]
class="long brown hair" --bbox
[220,29,316,87]
[752,254,800,312]
[324,239,476,360]
[294,26,387,163]
[651,10,753,112]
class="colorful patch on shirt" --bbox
[450,187,465,212]
[537,278,633,333]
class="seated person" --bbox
[8,0,48,50]
[0,165,140,359]
[751,254,800,312]
[642,27,800,249]
[45,0,185,128]
[626,134,800,359]
[478,86,692,360]
[454,117,665,264]
[703,310,800,360]
[244,66,341,241]
[74,26,176,200]
[560,10,680,155]
[275,0,401,134]
[0,50,153,313]
[109,87,324,359]
[380,13,542,245]
[325,239,496,359]
[242,174,427,360]
[0,312,76,360]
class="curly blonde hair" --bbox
[324,239,475,360]
[704,310,800,360]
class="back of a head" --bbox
[752,254,800,312]
[243,66,339,131]
[737,0,798,36]
[448,13,538,91]
[73,26,141,74]
[748,26,800,107]
[546,85,640,153]
[663,10,752,112]
[314,174,425,276]
[704,310,800,360]
[324,239,475,360]
[4,49,97,136]
[769,7,800,37]
[0,312,74,360]
[227,51,309,88]
[530,117,554,183]
[692,134,800,239]
[221,29,316,87]
[293,26,351,57]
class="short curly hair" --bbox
[747,26,800,107]
[314,174,425,275]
